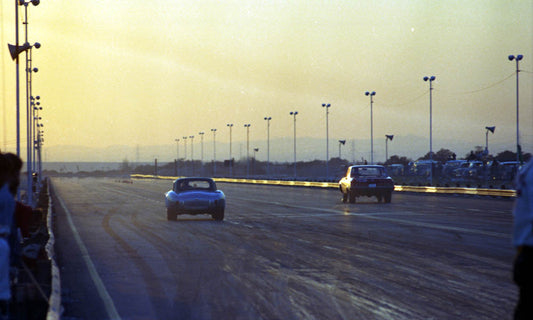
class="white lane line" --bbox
[56,193,122,320]
[231,196,510,239]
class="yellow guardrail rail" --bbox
[393,185,516,197]
[130,174,516,198]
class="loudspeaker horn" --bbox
[7,43,30,60]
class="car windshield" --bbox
[176,179,214,192]
[351,167,385,177]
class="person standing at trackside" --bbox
[513,159,533,319]
[0,154,16,311]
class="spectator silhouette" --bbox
[0,154,16,303]
[513,160,533,319]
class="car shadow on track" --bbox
[168,216,223,222]
[339,199,393,205]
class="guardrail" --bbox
[46,179,62,320]
[130,174,516,198]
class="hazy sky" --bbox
[1,0,532,162]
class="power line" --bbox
[393,90,428,107]
[453,72,515,95]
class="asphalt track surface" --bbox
[51,177,517,320]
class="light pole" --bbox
[175,138,180,175]
[33,112,41,177]
[244,124,251,177]
[189,135,195,175]
[182,136,187,175]
[199,131,204,175]
[7,0,40,158]
[365,91,376,164]
[485,126,495,155]
[13,1,21,158]
[508,54,523,164]
[36,123,43,180]
[182,136,188,159]
[290,111,298,178]
[423,76,435,184]
[338,140,346,159]
[175,138,180,160]
[31,94,40,174]
[253,148,259,176]
[264,116,271,176]
[211,129,217,176]
[385,135,394,163]
[227,124,233,176]
[322,103,331,178]
[23,0,41,206]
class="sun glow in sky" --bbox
[1,0,532,162]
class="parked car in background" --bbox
[442,160,467,177]
[339,165,394,203]
[411,160,441,177]
[463,161,485,179]
[387,164,405,176]
[165,178,226,221]
[498,161,522,181]
[452,161,473,180]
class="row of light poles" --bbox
[177,106,391,179]
[7,0,44,206]
[176,123,256,178]
[173,55,522,181]
[173,118,502,181]
[420,61,522,185]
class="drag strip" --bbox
[52,177,517,319]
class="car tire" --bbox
[384,192,392,203]
[212,208,225,221]
[167,208,177,221]
[349,191,356,204]
[377,195,383,203]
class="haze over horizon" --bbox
[41,133,526,164]
[1,1,532,164]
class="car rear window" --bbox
[177,180,214,192]
[351,167,384,177]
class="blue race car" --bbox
[165,177,226,221]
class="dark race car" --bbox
[339,165,394,203]
[165,177,226,221]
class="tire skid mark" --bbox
[101,211,172,319]
[61,178,516,319]
[121,213,201,310]
[118,199,303,318]
[191,200,385,319]
[53,181,122,320]
[104,195,259,319]
[92,180,203,317]
[222,199,505,319]
[125,212,268,318]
